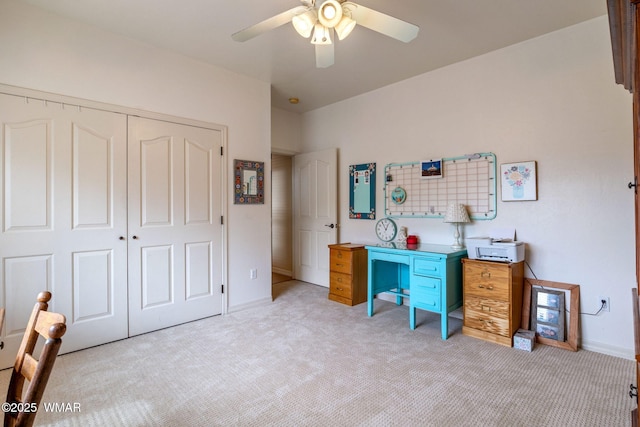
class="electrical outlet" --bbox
[599,296,610,312]
[250,269,257,280]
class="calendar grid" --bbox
[383,153,496,219]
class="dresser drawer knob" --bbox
[481,305,492,312]
[336,252,342,258]
[337,277,342,282]
[477,285,494,290]
[480,270,491,278]
[336,263,344,267]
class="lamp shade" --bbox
[335,15,356,40]
[443,203,470,223]
[292,10,317,38]
[318,0,343,28]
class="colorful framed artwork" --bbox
[421,159,443,179]
[349,163,376,219]
[501,161,537,201]
[234,159,264,204]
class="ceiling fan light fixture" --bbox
[318,0,343,28]
[292,9,317,38]
[311,23,332,45]
[334,15,356,40]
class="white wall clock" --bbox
[375,218,397,242]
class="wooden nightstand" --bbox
[328,243,367,306]
[462,258,524,347]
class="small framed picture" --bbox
[421,159,443,179]
[531,288,565,342]
[501,161,537,201]
[536,323,561,341]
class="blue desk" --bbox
[365,243,467,340]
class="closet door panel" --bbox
[0,94,128,368]
[3,119,51,230]
[128,116,223,336]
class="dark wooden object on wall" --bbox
[607,2,640,425]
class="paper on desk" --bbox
[490,227,515,242]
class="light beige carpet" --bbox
[0,280,635,426]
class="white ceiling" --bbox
[23,0,608,113]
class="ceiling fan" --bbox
[231,0,419,68]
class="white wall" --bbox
[272,107,303,154]
[300,16,636,358]
[0,0,273,311]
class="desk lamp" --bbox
[443,203,470,250]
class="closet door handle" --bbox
[132,235,139,240]
[119,236,125,240]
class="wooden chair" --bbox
[4,291,66,427]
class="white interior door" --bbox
[293,148,338,286]
[127,116,223,336]
[0,93,128,367]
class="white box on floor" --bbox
[513,329,535,352]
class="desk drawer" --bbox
[369,251,409,265]
[413,257,443,277]
[464,296,509,319]
[411,292,441,311]
[464,307,510,337]
[410,275,441,293]
[330,250,353,274]
[329,272,353,298]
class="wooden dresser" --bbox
[462,258,524,347]
[328,243,367,306]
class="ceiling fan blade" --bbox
[315,43,334,68]
[345,2,419,43]
[232,6,309,42]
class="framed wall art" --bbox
[234,159,264,204]
[349,163,376,219]
[522,279,580,352]
[501,161,537,201]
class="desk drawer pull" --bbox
[477,284,494,290]
[481,270,491,278]
[481,305,492,312]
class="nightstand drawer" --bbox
[464,308,510,337]
[330,250,353,274]
[413,257,443,277]
[329,272,353,298]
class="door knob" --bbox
[324,224,336,229]
[119,236,125,240]
[132,235,139,240]
[629,177,637,193]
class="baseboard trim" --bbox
[227,297,272,314]
[272,267,292,276]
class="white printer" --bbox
[465,228,525,263]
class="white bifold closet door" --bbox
[127,116,223,336]
[0,94,224,369]
[0,93,129,368]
